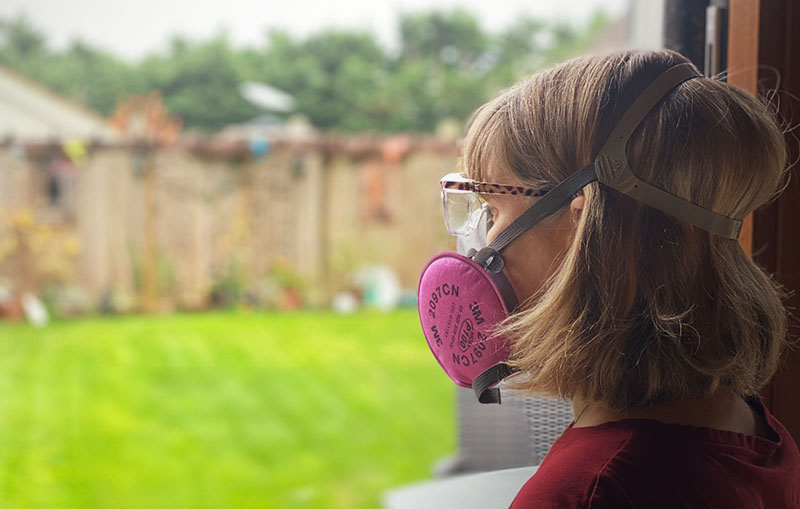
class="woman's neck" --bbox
[571,389,765,438]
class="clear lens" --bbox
[443,189,488,236]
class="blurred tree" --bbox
[256,29,388,131]
[46,41,142,114]
[390,9,492,131]
[0,10,609,134]
[398,8,488,70]
[368,59,439,132]
[0,16,46,61]
[0,17,139,115]
[491,16,550,85]
[139,34,259,131]
[488,11,610,89]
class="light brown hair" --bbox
[463,50,788,409]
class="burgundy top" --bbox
[510,399,800,508]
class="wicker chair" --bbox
[434,384,574,476]
[384,386,574,508]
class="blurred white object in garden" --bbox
[356,265,401,311]
[332,292,359,314]
[239,82,295,112]
[22,293,48,327]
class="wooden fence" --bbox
[0,136,458,311]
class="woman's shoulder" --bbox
[509,422,638,508]
[510,411,800,509]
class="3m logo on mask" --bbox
[470,302,486,324]
[417,253,512,389]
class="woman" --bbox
[418,50,800,507]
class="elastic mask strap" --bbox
[490,270,519,312]
[595,64,741,239]
[473,362,517,404]
[467,247,520,312]
[473,163,599,264]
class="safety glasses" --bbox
[440,173,548,236]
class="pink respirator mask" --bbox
[417,64,743,404]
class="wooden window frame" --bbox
[728,0,800,442]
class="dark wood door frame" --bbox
[728,0,800,442]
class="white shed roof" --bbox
[0,65,119,142]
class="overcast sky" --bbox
[0,0,629,61]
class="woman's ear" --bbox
[569,195,585,227]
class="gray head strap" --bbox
[594,64,742,239]
[473,63,740,268]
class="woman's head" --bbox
[462,49,788,409]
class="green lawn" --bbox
[0,311,455,508]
